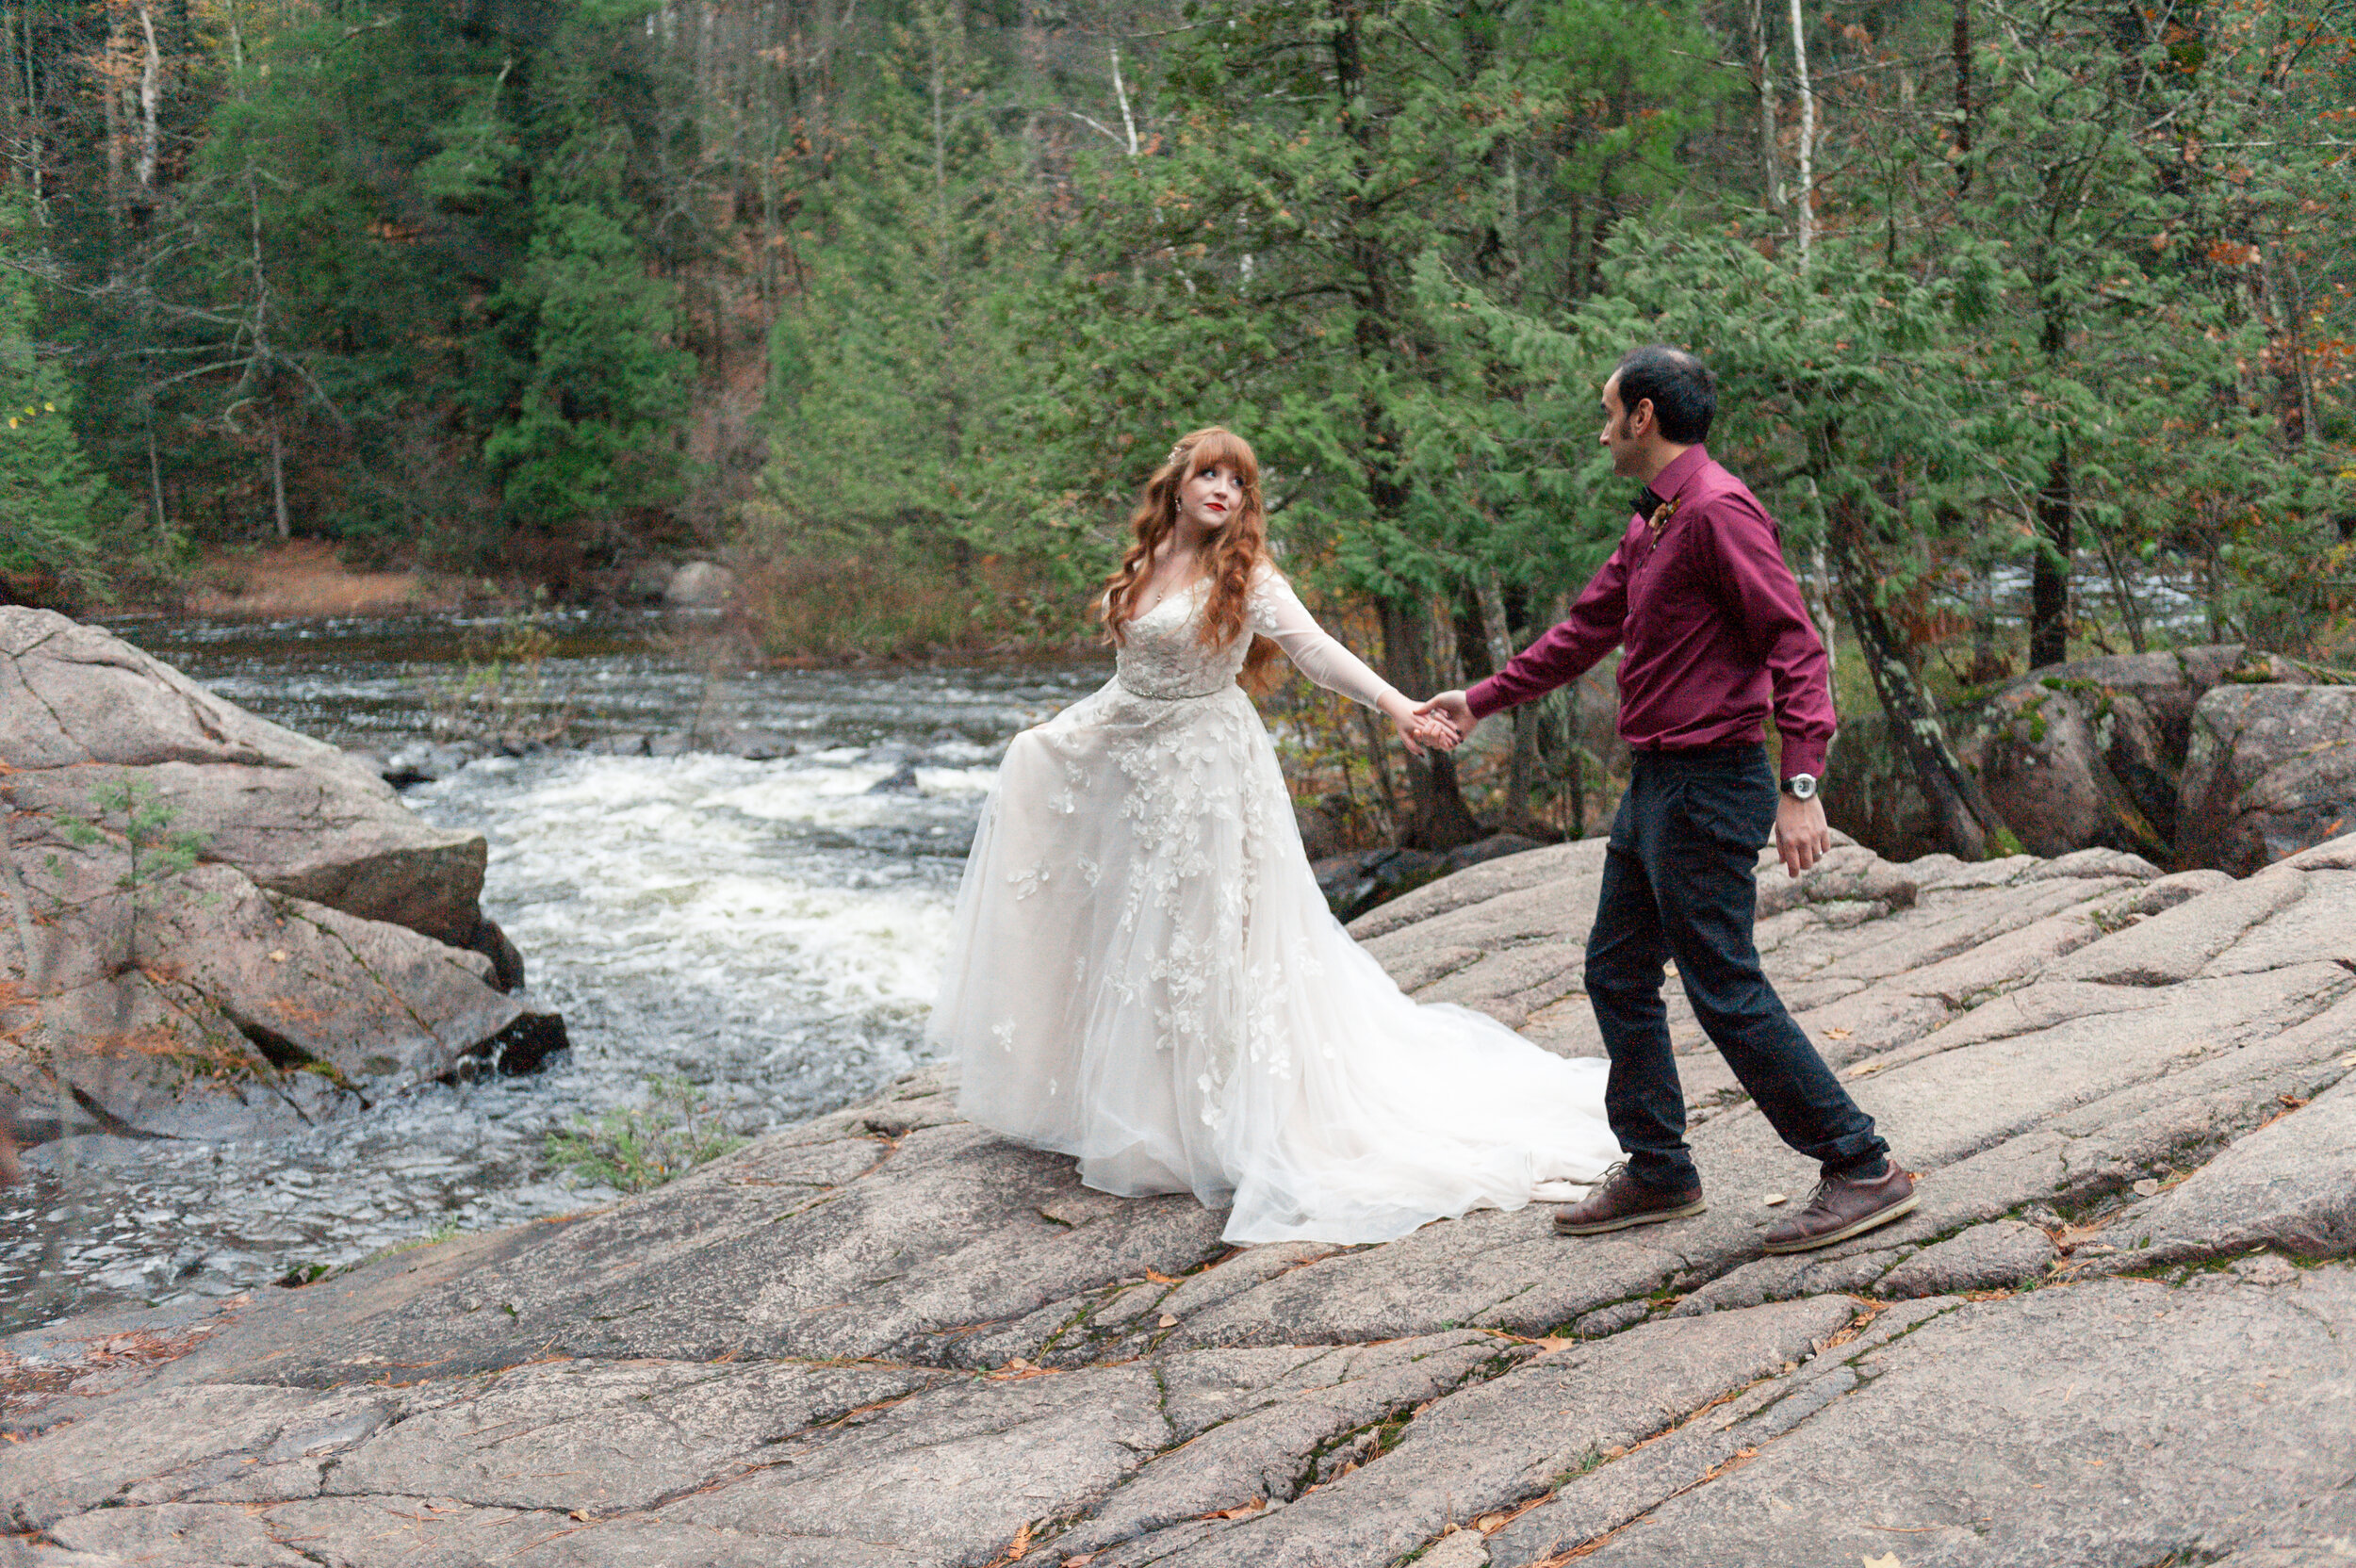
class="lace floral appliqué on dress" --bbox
[929,571,1621,1244]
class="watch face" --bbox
[1785,775,1817,800]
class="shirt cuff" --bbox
[1780,738,1830,780]
[1465,678,1510,722]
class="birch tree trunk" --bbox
[1787,0,1815,260]
[1745,0,1781,216]
[135,5,158,191]
[270,418,289,540]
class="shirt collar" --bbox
[1630,444,1710,517]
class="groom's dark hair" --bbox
[1614,345,1716,445]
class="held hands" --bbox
[1410,691,1477,752]
[1775,793,1831,879]
[1380,693,1460,757]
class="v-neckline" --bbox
[1139,575,1209,620]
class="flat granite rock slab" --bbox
[1140,1297,1857,1568]
[1877,1218,2057,1298]
[0,1381,405,1530]
[244,1121,1229,1385]
[1055,1333,1510,1555]
[636,1364,1166,1565]
[14,838,2356,1568]
[318,1358,949,1514]
[2091,1070,2356,1266]
[41,1501,319,1566]
[1494,1268,2356,1568]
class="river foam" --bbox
[1,612,1105,1327]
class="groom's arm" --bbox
[1467,543,1631,721]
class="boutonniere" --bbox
[1647,496,1680,536]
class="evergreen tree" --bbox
[1019,0,1726,847]
[0,196,113,596]
[482,6,693,555]
[763,2,1029,550]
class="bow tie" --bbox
[1631,487,1677,532]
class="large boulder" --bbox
[1819,711,1944,864]
[1976,645,2287,846]
[1959,676,2171,860]
[0,610,562,1144]
[2179,683,2356,874]
[663,561,736,609]
[2,809,563,1142]
[0,609,488,944]
[1825,645,2276,865]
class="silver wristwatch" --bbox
[1780,773,1819,801]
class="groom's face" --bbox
[1598,374,1647,479]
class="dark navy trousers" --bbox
[1584,744,1887,1190]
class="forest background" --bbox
[0,0,2348,856]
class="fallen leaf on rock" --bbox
[1157,1314,1178,1328]
[1826,1027,1853,1039]
[567,1511,599,1523]
[1861,1555,1904,1568]
[1845,1060,1887,1078]
[1204,1498,1267,1521]
[1144,1268,1181,1283]
[1763,1193,1789,1207]
[2132,1179,2161,1197]
[268,949,287,963]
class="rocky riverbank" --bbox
[1826,643,2356,874]
[5,827,2351,1566]
[0,609,564,1149]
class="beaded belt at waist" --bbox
[1116,676,1235,702]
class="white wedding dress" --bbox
[929,570,1622,1245]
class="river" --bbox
[0,611,1106,1330]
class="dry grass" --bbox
[180,539,474,617]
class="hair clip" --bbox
[1165,442,1187,470]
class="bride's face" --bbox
[1176,461,1243,532]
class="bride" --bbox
[929,427,1622,1245]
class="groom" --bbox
[1419,345,1914,1253]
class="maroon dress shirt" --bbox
[1465,445,1836,781]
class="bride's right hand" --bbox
[1383,695,1455,757]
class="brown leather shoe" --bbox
[1761,1163,1918,1253]
[1553,1163,1707,1235]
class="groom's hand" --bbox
[1774,793,1830,879]
[1415,691,1476,750]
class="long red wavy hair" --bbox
[1101,426,1283,688]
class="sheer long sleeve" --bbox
[1249,573,1399,710]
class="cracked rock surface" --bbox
[5,832,2353,1566]
[0,609,558,1142]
